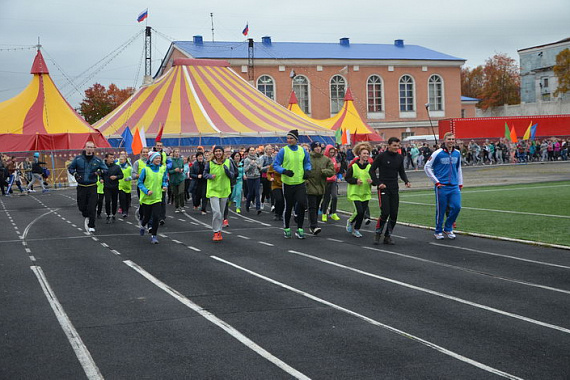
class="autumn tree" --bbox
[461,66,484,99]
[478,53,520,110]
[79,83,134,124]
[553,48,570,97]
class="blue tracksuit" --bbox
[424,147,463,233]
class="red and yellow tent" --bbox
[0,50,109,152]
[95,58,333,145]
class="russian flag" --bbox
[242,23,249,36]
[137,8,148,23]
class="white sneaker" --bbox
[444,231,456,240]
[352,230,363,238]
[434,233,444,240]
[88,227,96,233]
[346,220,354,233]
[84,217,89,232]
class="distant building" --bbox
[518,37,570,103]
[158,36,466,140]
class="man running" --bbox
[424,132,463,240]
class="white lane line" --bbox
[364,246,570,296]
[123,260,309,380]
[111,250,121,256]
[190,222,199,226]
[402,183,570,198]
[401,200,570,219]
[178,219,185,222]
[183,212,212,229]
[391,234,407,239]
[22,209,56,240]
[31,266,103,380]
[187,246,201,252]
[430,243,570,270]
[159,234,167,238]
[229,209,272,227]
[223,231,232,235]
[211,256,522,380]
[259,241,274,247]
[91,237,99,241]
[287,249,570,335]
[71,224,77,228]
[327,238,343,243]
[30,256,36,261]
[25,248,31,253]
[101,243,109,248]
[172,240,182,244]
[237,235,250,240]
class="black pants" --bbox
[283,183,307,229]
[77,185,98,228]
[272,188,284,218]
[307,194,323,229]
[119,190,131,215]
[261,177,272,205]
[349,200,369,230]
[223,185,235,220]
[375,187,399,237]
[0,172,5,195]
[321,182,338,214]
[97,193,104,216]
[193,181,208,211]
[140,202,161,236]
[184,178,191,200]
[104,187,119,216]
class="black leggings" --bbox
[119,191,131,215]
[283,183,307,229]
[272,188,284,217]
[349,200,369,230]
[140,202,161,235]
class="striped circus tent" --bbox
[95,58,334,146]
[0,50,110,152]
[287,88,383,142]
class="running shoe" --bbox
[365,218,371,225]
[111,216,116,223]
[257,209,262,215]
[151,236,159,244]
[321,214,328,222]
[222,219,229,228]
[352,230,363,238]
[236,208,241,214]
[346,220,353,233]
[434,233,445,240]
[213,232,223,241]
[106,216,111,224]
[139,224,146,236]
[383,236,395,245]
[373,233,382,245]
[295,228,305,239]
[283,228,292,239]
[318,209,322,216]
[444,231,456,240]
[159,220,165,226]
[42,189,49,193]
[329,213,340,221]
[310,227,321,236]
[88,227,96,233]
[84,217,89,231]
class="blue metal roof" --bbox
[461,96,480,102]
[173,39,465,61]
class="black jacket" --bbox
[369,151,409,189]
[102,162,124,189]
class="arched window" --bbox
[399,75,415,112]
[330,75,346,114]
[367,75,383,112]
[428,75,444,111]
[257,75,275,100]
[292,75,310,114]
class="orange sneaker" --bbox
[222,219,229,228]
[213,231,223,241]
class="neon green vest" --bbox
[136,159,147,175]
[281,146,305,185]
[96,175,104,194]
[140,165,166,205]
[347,163,372,202]
[119,165,132,193]
[206,159,231,198]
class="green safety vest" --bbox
[206,159,231,198]
[140,165,166,205]
[281,146,305,185]
[119,165,132,193]
[96,175,104,194]
[136,159,146,175]
[347,163,372,202]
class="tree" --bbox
[554,48,570,97]
[79,83,134,124]
[461,66,484,99]
[478,53,520,110]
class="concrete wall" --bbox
[476,99,570,117]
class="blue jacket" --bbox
[68,153,108,186]
[424,147,463,186]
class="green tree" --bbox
[461,66,484,99]
[79,83,134,124]
[554,48,570,97]
[478,53,520,110]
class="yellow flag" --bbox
[523,121,532,140]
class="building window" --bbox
[401,132,415,140]
[367,75,383,112]
[399,75,414,112]
[461,109,466,118]
[428,75,443,111]
[330,75,346,114]
[257,75,275,100]
[292,75,310,114]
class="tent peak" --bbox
[344,87,354,101]
[31,49,49,75]
[288,91,298,105]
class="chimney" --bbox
[394,39,404,48]
[340,37,350,47]
[193,35,203,45]
[262,36,272,45]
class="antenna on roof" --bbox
[36,37,41,51]
[210,13,215,42]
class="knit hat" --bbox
[310,141,322,151]
[287,129,299,141]
[148,152,160,163]
[34,152,40,158]
[213,145,224,153]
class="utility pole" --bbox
[210,13,215,42]
[248,38,254,83]
[144,26,152,85]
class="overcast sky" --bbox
[1,0,568,109]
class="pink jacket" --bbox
[324,145,340,182]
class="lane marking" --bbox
[172,240,182,244]
[259,241,274,247]
[159,234,167,238]
[31,266,103,380]
[101,243,109,248]
[229,209,271,227]
[111,250,121,256]
[123,260,309,380]
[211,256,522,380]
[187,246,201,252]
[287,250,570,335]
[237,235,250,240]
[430,243,570,270]
[327,238,343,243]
[22,209,57,240]
[178,219,185,222]
[402,183,570,198]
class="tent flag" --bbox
[131,127,143,155]
[155,122,164,143]
[346,128,351,145]
[120,127,134,154]
[335,127,342,144]
[510,125,518,143]
[341,128,347,145]
[139,126,147,147]
[523,121,533,140]
[530,123,538,140]
[504,122,511,140]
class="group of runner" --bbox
[66,130,463,244]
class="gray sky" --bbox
[1,0,568,109]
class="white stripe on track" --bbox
[402,183,570,198]
[211,256,523,380]
[287,250,570,335]
[22,209,57,240]
[31,266,103,380]
[123,260,309,380]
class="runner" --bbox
[306,141,334,235]
[102,153,123,224]
[369,137,411,245]
[320,145,341,222]
[118,155,132,218]
[68,141,108,233]
[243,146,262,214]
[132,147,150,221]
[273,129,312,239]
[229,151,244,214]
[26,152,48,193]
[204,146,235,241]
[267,163,284,221]
[424,132,463,240]
[169,148,185,213]
[138,152,168,244]
[345,142,373,238]
[190,152,208,214]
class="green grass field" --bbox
[337,181,570,247]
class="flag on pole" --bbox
[510,125,518,143]
[530,123,538,140]
[346,128,351,146]
[504,122,511,141]
[137,9,148,23]
[335,127,342,145]
[139,127,147,147]
[523,121,533,140]
[155,122,164,143]
[120,126,134,154]
[341,128,347,145]
[242,23,249,36]
[131,127,143,155]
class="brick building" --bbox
[158,36,467,140]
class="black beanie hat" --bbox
[310,141,322,151]
[287,129,299,140]
[213,145,224,153]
